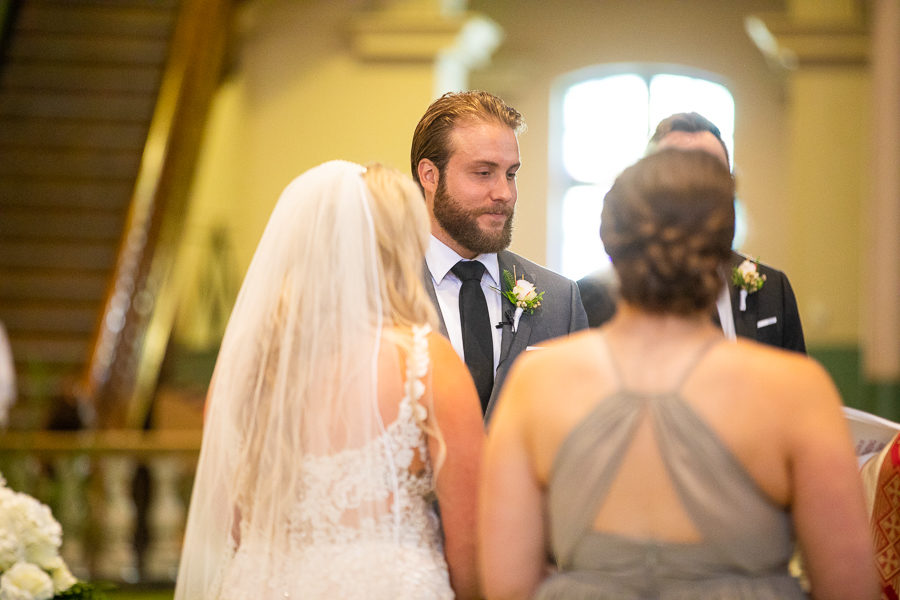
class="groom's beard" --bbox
[432,177,514,255]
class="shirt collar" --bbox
[425,235,500,287]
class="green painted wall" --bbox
[810,345,900,420]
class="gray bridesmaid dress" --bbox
[534,338,807,599]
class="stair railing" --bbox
[81,0,232,428]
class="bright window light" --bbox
[555,70,737,281]
[648,75,734,166]
[562,75,648,184]
[561,185,606,281]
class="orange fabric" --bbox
[872,436,900,600]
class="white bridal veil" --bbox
[175,161,421,599]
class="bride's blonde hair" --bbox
[176,161,450,600]
[362,163,446,473]
[362,163,438,330]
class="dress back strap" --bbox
[671,335,722,393]
[598,332,722,396]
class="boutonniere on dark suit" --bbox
[731,257,766,311]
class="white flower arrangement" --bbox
[0,474,103,600]
[731,258,767,312]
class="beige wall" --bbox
[175,0,874,350]
[787,69,869,344]
[174,0,440,347]
[468,0,790,272]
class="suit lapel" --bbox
[499,307,515,363]
[496,252,533,367]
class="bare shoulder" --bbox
[510,329,600,381]
[425,330,484,440]
[426,329,465,369]
[499,329,608,417]
[382,326,473,397]
[731,340,832,387]
[714,340,842,416]
[425,330,479,396]
[492,330,608,485]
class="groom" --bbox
[411,91,588,422]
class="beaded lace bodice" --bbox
[287,324,440,549]
[218,324,452,599]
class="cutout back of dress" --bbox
[537,333,805,599]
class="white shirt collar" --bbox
[425,235,500,287]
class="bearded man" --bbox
[411,91,588,421]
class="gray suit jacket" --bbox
[425,249,589,421]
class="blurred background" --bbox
[0,0,897,596]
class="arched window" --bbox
[549,67,739,280]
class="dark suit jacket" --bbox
[577,251,806,353]
[425,249,589,421]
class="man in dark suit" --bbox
[412,91,589,421]
[578,112,805,353]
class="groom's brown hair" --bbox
[410,90,525,193]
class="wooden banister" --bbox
[0,429,202,455]
[81,0,231,428]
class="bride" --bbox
[174,161,484,599]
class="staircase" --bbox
[0,0,179,421]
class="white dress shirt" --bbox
[715,283,737,341]
[425,235,503,375]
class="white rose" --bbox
[735,259,767,291]
[0,492,28,572]
[513,280,536,302]
[12,495,61,570]
[0,533,23,572]
[737,259,756,279]
[45,556,77,593]
[0,561,54,600]
[0,485,17,510]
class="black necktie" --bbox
[451,260,493,414]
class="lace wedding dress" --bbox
[176,161,453,600]
[215,325,453,600]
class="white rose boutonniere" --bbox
[731,258,767,312]
[494,268,544,332]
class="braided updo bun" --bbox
[600,148,735,315]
